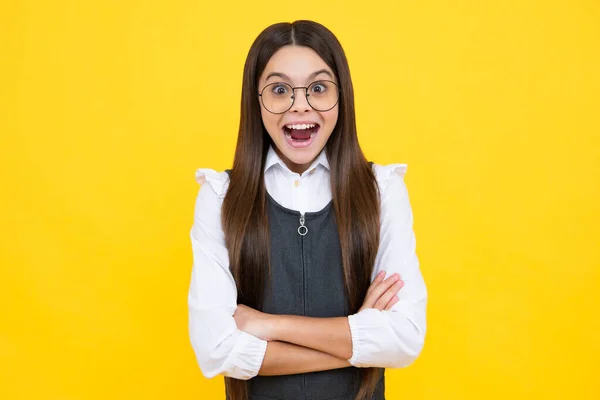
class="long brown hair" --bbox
[221,20,382,400]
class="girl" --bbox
[188,20,427,400]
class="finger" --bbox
[363,274,400,309]
[366,271,386,296]
[367,273,400,304]
[374,280,403,310]
[384,295,399,311]
[374,270,387,283]
[373,280,404,310]
[364,272,386,301]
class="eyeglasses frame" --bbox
[258,80,341,114]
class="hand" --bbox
[233,304,277,341]
[358,271,404,313]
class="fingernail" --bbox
[379,271,385,277]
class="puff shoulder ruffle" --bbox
[194,168,230,200]
[371,163,408,194]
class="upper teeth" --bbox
[286,123,316,130]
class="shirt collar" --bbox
[264,144,330,174]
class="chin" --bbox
[289,153,318,166]
[274,147,320,172]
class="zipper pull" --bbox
[298,213,308,236]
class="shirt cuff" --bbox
[223,330,268,379]
[347,308,382,367]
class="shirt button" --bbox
[294,180,300,187]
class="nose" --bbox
[290,88,311,113]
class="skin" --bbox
[234,45,406,375]
[235,271,404,369]
[258,45,340,175]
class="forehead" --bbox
[260,45,334,83]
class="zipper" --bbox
[298,213,308,236]
[299,212,308,394]
[298,212,307,324]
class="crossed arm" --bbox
[189,168,425,379]
[258,340,350,376]
[234,270,404,376]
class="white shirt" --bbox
[188,145,427,380]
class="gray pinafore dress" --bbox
[225,169,385,400]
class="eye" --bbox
[271,84,289,96]
[310,82,328,94]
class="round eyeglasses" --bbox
[258,80,340,114]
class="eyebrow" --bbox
[265,69,334,83]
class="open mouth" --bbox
[282,123,320,148]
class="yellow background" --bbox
[1,0,599,399]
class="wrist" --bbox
[269,313,287,341]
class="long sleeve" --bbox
[188,169,267,380]
[347,164,427,368]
